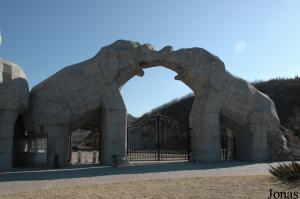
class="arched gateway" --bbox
[1,40,300,169]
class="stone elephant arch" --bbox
[23,40,300,167]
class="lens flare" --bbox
[234,41,247,53]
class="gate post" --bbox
[93,151,97,163]
[127,126,129,157]
[187,127,192,161]
[156,115,161,161]
[77,151,81,164]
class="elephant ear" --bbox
[210,60,227,91]
[98,49,121,85]
[102,66,120,85]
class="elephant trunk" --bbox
[138,45,184,74]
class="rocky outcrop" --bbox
[278,127,300,160]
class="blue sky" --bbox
[0,0,299,117]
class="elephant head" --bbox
[169,48,229,93]
[95,40,157,88]
[137,46,229,93]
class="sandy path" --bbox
[0,161,296,196]
[1,176,299,199]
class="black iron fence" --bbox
[127,114,190,161]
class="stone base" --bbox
[101,155,128,166]
[0,123,14,170]
[191,150,221,162]
[0,137,13,170]
[250,149,269,161]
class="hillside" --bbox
[253,76,300,129]
[138,93,194,128]
[127,114,137,125]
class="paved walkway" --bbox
[0,161,290,196]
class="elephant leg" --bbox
[247,112,269,161]
[234,129,253,160]
[190,93,224,162]
[101,94,127,166]
[0,110,17,170]
[46,124,70,167]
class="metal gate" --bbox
[127,114,190,161]
[220,128,236,160]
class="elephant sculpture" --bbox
[24,40,151,166]
[139,46,300,161]
[0,59,29,170]
[24,40,300,167]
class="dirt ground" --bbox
[1,175,299,199]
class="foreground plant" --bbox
[269,161,300,181]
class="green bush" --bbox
[269,162,300,181]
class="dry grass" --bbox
[1,175,299,199]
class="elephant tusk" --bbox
[175,68,187,81]
[174,75,181,80]
[135,69,144,77]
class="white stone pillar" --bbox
[246,111,270,161]
[46,125,70,167]
[248,123,269,161]
[190,95,222,162]
[101,95,127,166]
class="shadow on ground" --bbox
[0,161,264,182]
